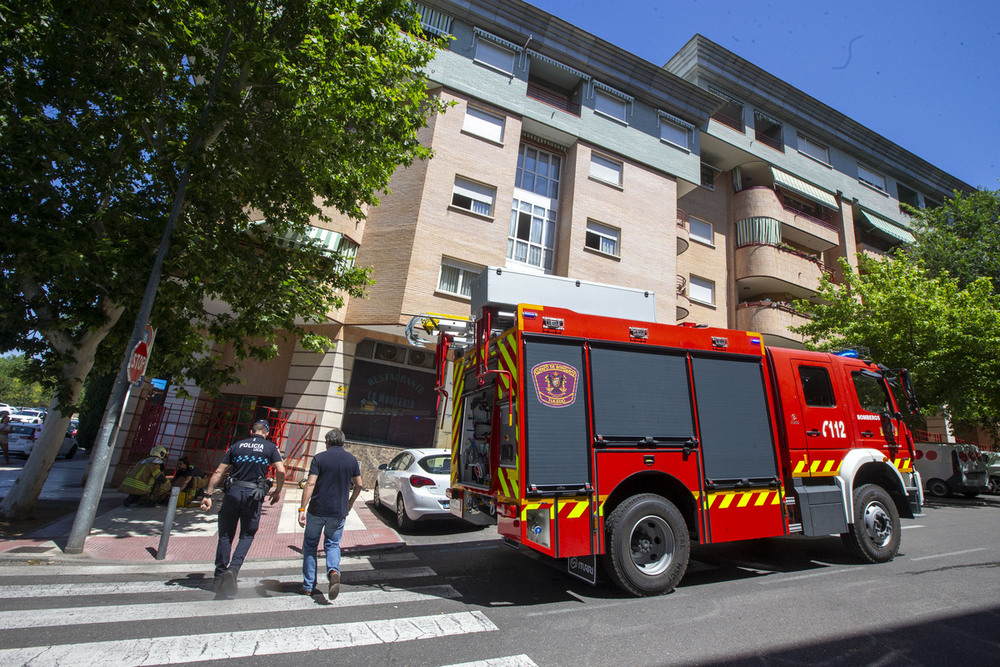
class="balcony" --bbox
[734,187,839,251]
[734,243,826,300]
[676,208,689,255]
[526,82,580,116]
[676,274,689,320]
[737,301,809,348]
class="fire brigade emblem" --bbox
[531,361,579,408]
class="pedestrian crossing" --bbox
[0,552,539,666]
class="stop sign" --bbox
[127,341,150,384]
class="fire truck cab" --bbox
[422,268,922,596]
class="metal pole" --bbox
[156,486,182,560]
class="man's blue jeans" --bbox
[301,512,346,592]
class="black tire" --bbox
[65,445,77,460]
[373,482,381,509]
[841,484,900,564]
[395,495,414,531]
[601,493,689,597]
[926,478,951,497]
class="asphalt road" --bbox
[0,493,997,666]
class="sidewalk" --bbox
[0,459,403,564]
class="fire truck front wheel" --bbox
[841,484,900,564]
[603,494,690,597]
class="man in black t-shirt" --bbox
[201,420,286,597]
[297,427,362,600]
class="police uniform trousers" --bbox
[214,485,264,578]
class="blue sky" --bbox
[528,0,1000,191]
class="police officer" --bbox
[201,420,286,597]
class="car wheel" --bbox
[602,493,690,597]
[926,478,950,497]
[395,495,414,531]
[840,484,900,564]
[989,475,1000,496]
[65,445,77,460]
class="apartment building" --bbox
[115,0,971,476]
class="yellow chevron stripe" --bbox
[497,469,510,497]
[567,500,589,519]
[794,461,807,475]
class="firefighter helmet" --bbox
[149,445,168,460]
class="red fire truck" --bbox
[418,268,923,596]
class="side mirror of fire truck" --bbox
[899,369,920,415]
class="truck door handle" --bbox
[805,430,820,437]
[861,430,874,437]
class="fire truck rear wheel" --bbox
[841,483,900,564]
[603,493,689,597]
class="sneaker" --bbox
[327,570,341,601]
[220,568,238,597]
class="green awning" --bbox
[279,225,344,255]
[770,167,838,210]
[859,210,915,244]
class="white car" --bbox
[7,423,79,459]
[10,409,46,424]
[373,448,451,530]
[0,403,13,418]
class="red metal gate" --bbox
[115,389,318,484]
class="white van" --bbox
[913,442,989,497]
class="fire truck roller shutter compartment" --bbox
[691,354,785,542]
[589,346,694,444]
[523,338,589,492]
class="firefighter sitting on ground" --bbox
[172,456,208,504]
[119,445,172,506]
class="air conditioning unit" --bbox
[375,343,401,362]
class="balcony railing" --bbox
[677,274,687,295]
[780,194,838,229]
[737,299,808,317]
[677,208,688,229]
[736,242,828,274]
[526,82,580,116]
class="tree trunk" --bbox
[0,337,100,520]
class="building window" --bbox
[451,177,496,216]
[896,182,920,213]
[336,235,359,267]
[511,143,560,273]
[710,89,744,132]
[689,216,714,246]
[797,133,829,164]
[475,38,515,74]
[509,198,556,272]
[585,220,620,257]
[413,3,452,38]
[594,89,627,123]
[516,144,561,198]
[858,164,886,192]
[753,111,783,151]
[437,259,481,298]
[700,163,718,190]
[590,153,623,186]
[463,106,505,143]
[659,118,689,149]
[689,275,715,305]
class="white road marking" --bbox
[901,524,925,529]
[0,565,437,599]
[439,656,539,667]
[0,611,497,665]
[910,547,990,562]
[0,584,461,630]
[0,552,417,578]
